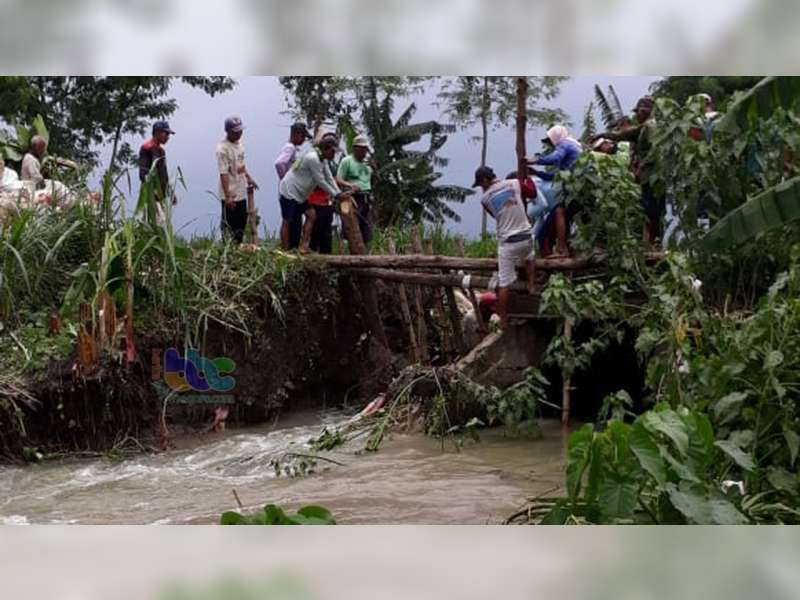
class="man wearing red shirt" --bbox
[138,120,175,206]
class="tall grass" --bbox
[369,224,496,257]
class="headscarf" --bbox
[546,125,580,148]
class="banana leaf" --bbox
[716,77,800,135]
[702,176,800,251]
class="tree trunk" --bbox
[109,122,123,174]
[516,77,528,179]
[480,77,490,238]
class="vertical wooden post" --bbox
[408,228,430,364]
[561,317,574,426]
[339,197,367,255]
[416,230,450,355]
[388,239,421,363]
[516,77,528,180]
[340,196,387,349]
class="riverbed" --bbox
[0,412,568,524]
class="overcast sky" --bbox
[108,76,659,240]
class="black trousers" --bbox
[353,192,373,244]
[221,199,247,244]
[310,204,334,254]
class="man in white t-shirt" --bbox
[216,116,258,244]
[0,156,20,192]
[473,166,537,329]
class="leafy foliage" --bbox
[649,76,764,108]
[551,405,748,524]
[0,77,235,169]
[360,82,472,227]
[437,76,567,139]
[221,503,336,525]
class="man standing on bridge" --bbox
[472,165,537,330]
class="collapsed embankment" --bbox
[0,269,416,461]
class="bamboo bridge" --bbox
[299,249,661,425]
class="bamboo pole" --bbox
[561,317,574,426]
[388,239,421,363]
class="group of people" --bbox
[4,91,717,340]
[473,92,719,330]
[275,124,376,254]
[135,117,377,252]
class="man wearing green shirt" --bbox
[337,135,376,244]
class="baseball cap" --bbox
[153,120,175,134]
[224,116,244,133]
[290,122,312,139]
[352,135,371,150]
[472,165,496,187]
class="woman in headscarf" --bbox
[529,125,583,180]
[526,125,583,257]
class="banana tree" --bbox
[702,176,800,252]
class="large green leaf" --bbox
[566,425,594,502]
[666,485,749,524]
[712,391,749,426]
[597,477,638,521]
[628,421,668,486]
[702,176,800,251]
[716,76,800,135]
[641,409,689,457]
[296,505,336,524]
[715,440,755,471]
[219,511,247,525]
[784,428,800,468]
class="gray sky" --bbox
[109,76,659,240]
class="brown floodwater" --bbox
[0,411,569,524]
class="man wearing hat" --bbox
[279,132,350,254]
[593,95,663,243]
[274,122,312,249]
[337,134,376,244]
[139,120,175,208]
[472,165,537,330]
[216,116,258,244]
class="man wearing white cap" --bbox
[337,135,376,244]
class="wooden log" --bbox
[417,230,451,355]
[306,252,664,272]
[339,197,367,255]
[349,267,536,294]
[408,230,430,362]
[388,239,421,363]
